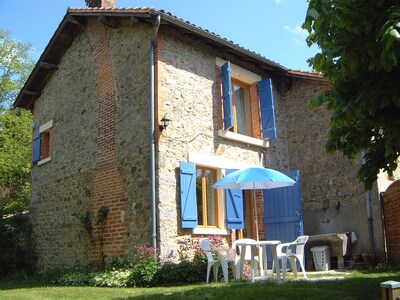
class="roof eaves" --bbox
[14,8,157,109]
[153,10,287,72]
[14,7,290,109]
[66,6,155,18]
[286,69,328,82]
[14,11,80,109]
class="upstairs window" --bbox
[232,80,252,136]
[32,120,53,165]
[220,60,277,140]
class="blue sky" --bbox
[0,0,318,71]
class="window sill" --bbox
[218,130,270,148]
[37,157,51,166]
[193,227,229,235]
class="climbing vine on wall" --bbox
[73,205,110,268]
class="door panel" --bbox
[263,170,303,267]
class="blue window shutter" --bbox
[221,62,233,130]
[258,79,277,139]
[180,161,197,228]
[225,169,244,229]
[32,133,42,164]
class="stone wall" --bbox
[29,16,386,269]
[107,21,154,257]
[155,27,291,261]
[30,19,154,270]
[283,77,384,258]
[31,25,98,270]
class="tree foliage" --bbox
[303,0,400,190]
[0,29,34,214]
[0,29,33,110]
[0,109,32,213]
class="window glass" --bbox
[205,170,216,226]
[196,169,204,226]
[196,167,218,227]
[233,82,251,136]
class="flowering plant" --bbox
[241,262,252,278]
[135,243,158,261]
[207,235,224,248]
[129,243,160,287]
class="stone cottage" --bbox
[15,0,385,270]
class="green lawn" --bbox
[0,270,399,300]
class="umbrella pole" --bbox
[253,183,259,241]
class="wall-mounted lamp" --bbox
[159,114,171,131]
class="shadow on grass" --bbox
[1,271,399,300]
[0,270,71,290]
[110,274,400,300]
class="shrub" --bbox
[154,251,208,286]
[55,244,212,287]
[56,271,91,286]
[128,258,160,287]
[128,244,160,287]
[0,212,35,277]
[90,270,132,287]
[55,269,133,287]
[106,256,134,270]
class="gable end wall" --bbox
[30,19,153,270]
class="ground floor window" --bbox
[180,161,246,231]
[196,166,218,227]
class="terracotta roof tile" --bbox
[15,6,327,109]
[287,69,327,81]
[67,7,286,70]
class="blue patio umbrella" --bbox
[213,167,296,240]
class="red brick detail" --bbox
[381,180,400,265]
[48,128,54,157]
[86,0,116,8]
[255,190,265,240]
[40,132,50,159]
[249,83,261,139]
[87,21,129,265]
[40,128,54,160]
[215,67,223,130]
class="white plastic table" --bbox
[235,240,281,283]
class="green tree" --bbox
[0,109,32,213]
[303,0,400,190]
[0,29,33,109]
[0,29,34,214]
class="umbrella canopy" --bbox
[213,167,296,240]
[213,167,296,190]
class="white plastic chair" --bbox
[200,239,235,283]
[275,235,309,280]
[232,238,260,279]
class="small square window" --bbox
[32,120,54,165]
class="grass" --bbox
[0,269,399,300]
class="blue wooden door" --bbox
[262,170,303,267]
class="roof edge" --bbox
[15,8,316,109]
[286,70,328,82]
[152,10,288,72]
